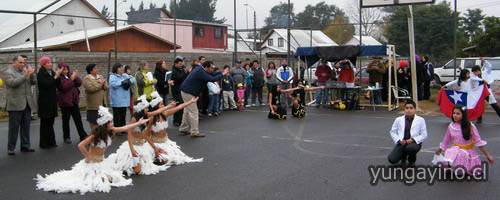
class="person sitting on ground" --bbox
[268,85,299,120]
[435,105,494,176]
[388,100,428,167]
[289,80,324,118]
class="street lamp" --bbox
[244,3,257,50]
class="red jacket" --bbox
[57,76,82,107]
[315,65,332,83]
[339,69,354,83]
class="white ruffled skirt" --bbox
[105,141,169,176]
[155,139,203,165]
[35,159,132,195]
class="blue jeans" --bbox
[208,94,220,114]
[315,82,328,105]
[370,89,382,105]
[244,85,252,106]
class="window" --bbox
[268,39,273,46]
[464,59,475,69]
[444,60,456,69]
[214,27,222,39]
[486,59,500,70]
[195,27,205,38]
[278,38,284,47]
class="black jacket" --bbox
[423,62,434,81]
[171,66,188,94]
[37,67,58,118]
[252,67,265,88]
[154,68,169,95]
[221,75,233,91]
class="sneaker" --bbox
[261,103,266,106]
[64,138,72,144]
[245,105,251,108]
[251,104,256,107]
[214,112,219,116]
[207,114,213,117]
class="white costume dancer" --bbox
[106,95,168,176]
[149,91,203,165]
[35,107,133,195]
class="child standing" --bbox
[236,83,245,111]
[207,80,221,117]
[221,66,237,110]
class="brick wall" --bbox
[0,51,265,110]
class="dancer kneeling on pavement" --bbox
[289,80,324,118]
[268,85,299,119]
[107,95,173,176]
[387,100,428,167]
[35,106,150,195]
[435,105,494,176]
[147,91,203,165]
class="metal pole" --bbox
[358,0,362,109]
[173,0,177,58]
[234,0,237,64]
[310,28,312,47]
[114,0,118,60]
[407,5,418,108]
[33,14,38,70]
[253,11,256,53]
[287,0,291,68]
[453,0,457,79]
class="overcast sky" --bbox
[1,0,499,29]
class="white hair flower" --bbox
[149,91,163,108]
[97,106,113,126]
[134,95,150,113]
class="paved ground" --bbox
[0,106,499,200]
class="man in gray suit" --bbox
[4,55,37,155]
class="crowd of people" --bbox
[1,53,498,194]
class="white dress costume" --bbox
[148,91,203,165]
[105,95,168,176]
[151,120,203,165]
[35,138,132,195]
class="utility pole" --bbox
[174,0,177,58]
[287,0,291,68]
[407,5,418,108]
[453,0,457,79]
[234,0,237,64]
[253,11,256,53]
[114,0,118,60]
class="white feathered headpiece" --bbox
[134,95,150,113]
[149,91,163,108]
[97,106,113,126]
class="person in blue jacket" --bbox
[109,63,136,134]
[179,61,228,137]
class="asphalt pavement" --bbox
[0,106,499,200]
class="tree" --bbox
[262,2,296,34]
[169,0,226,23]
[348,0,385,36]
[323,15,355,45]
[149,2,157,9]
[130,4,136,12]
[100,5,111,19]
[295,2,345,30]
[138,1,145,11]
[473,16,500,56]
[461,9,485,42]
[162,3,167,9]
[384,2,456,64]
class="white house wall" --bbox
[0,0,110,48]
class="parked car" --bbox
[354,67,369,86]
[434,57,500,85]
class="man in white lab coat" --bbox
[388,100,428,167]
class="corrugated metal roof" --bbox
[0,25,180,51]
[0,0,112,44]
[345,35,382,46]
[0,0,72,43]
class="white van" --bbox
[433,57,500,85]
